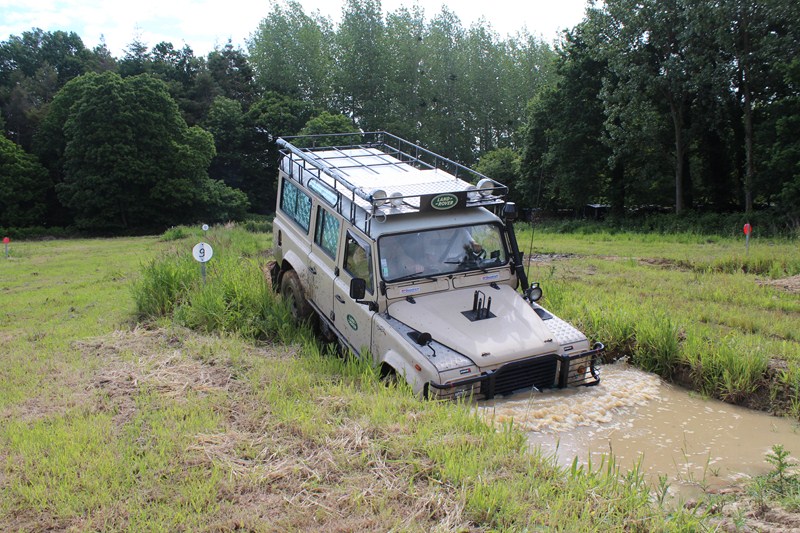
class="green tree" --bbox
[521,12,622,214]
[206,42,256,107]
[383,5,427,140]
[118,37,151,77]
[0,136,50,227]
[418,8,470,162]
[334,0,388,130]
[474,147,521,203]
[296,111,359,146]
[602,0,707,214]
[243,91,319,211]
[248,1,333,105]
[0,29,98,149]
[53,72,247,230]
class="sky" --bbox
[0,0,591,58]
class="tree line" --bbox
[1,0,799,233]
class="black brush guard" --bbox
[426,343,604,401]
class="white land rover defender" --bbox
[270,132,603,400]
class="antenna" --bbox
[526,209,535,283]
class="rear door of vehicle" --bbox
[308,205,341,321]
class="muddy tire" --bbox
[280,270,313,323]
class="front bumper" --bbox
[426,342,604,400]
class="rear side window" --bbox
[280,179,312,232]
[314,208,340,259]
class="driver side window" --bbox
[343,234,373,294]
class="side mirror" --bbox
[526,282,543,302]
[349,277,367,300]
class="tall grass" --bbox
[531,230,799,412]
[132,224,300,344]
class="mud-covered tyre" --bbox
[280,270,313,323]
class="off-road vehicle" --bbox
[270,132,603,399]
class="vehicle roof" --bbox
[277,132,508,237]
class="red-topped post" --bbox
[743,223,752,256]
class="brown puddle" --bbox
[479,363,800,498]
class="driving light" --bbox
[389,191,404,207]
[466,185,480,201]
[371,189,388,207]
[477,178,495,197]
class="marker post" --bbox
[3,237,9,258]
[743,223,752,257]
[192,224,213,284]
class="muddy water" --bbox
[479,362,800,497]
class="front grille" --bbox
[427,344,604,401]
[487,355,559,397]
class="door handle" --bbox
[308,266,317,275]
[335,295,345,304]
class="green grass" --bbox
[522,227,800,410]
[0,225,713,530]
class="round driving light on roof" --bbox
[466,186,480,201]
[477,178,495,197]
[371,189,388,207]
[389,191,403,207]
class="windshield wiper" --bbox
[388,271,436,283]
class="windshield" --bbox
[378,223,508,282]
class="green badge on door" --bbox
[346,314,359,331]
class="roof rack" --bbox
[276,131,508,234]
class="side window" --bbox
[280,178,312,232]
[314,208,340,259]
[344,234,373,294]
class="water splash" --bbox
[479,362,661,432]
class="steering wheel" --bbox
[469,247,486,261]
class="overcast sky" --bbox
[0,0,591,57]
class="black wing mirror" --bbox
[349,277,367,300]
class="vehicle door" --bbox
[308,205,341,320]
[333,231,376,356]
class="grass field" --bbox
[519,229,800,414]
[1,225,798,530]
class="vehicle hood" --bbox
[387,284,558,366]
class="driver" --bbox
[441,227,482,259]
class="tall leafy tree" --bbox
[462,23,505,154]
[602,0,705,213]
[0,135,50,227]
[418,8,469,162]
[118,36,151,77]
[334,0,387,130]
[248,1,333,105]
[54,72,247,230]
[206,42,256,107]
[714,0,799,213]
[383,5,427,140]
[0,29,97,149]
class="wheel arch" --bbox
[380,350,427,396]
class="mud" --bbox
[757,274,800,294]
[481,362,800,497]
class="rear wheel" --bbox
[280,270,313,323]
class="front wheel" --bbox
[280,270,313,323]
